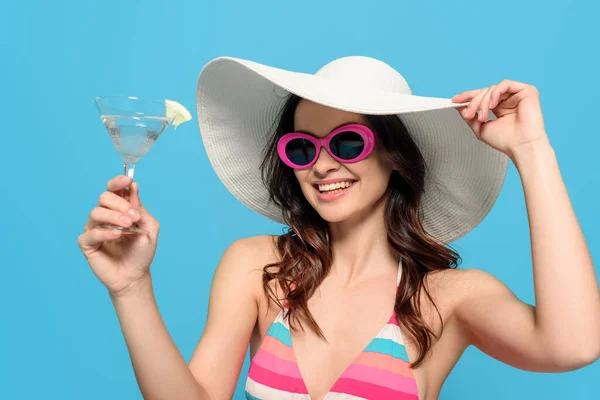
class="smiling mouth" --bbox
[313,180,357,194]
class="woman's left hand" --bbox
[452,79,550,160]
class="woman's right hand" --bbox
[78,175,161,297]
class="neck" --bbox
[327,198,398,286]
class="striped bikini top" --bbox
[245,258,419,400]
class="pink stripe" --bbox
[341,364,418,394]
[260,335,296,362]
[248,363,309,394]
[388,314,399,326]
[252,348,303,379]
[353,351,414,377]
[331,377,418,400]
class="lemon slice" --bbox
[165,99,192,129]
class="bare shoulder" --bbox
[422,267,514,317]
[425,267,504,290]
[214,234,280,299]
[222,234,279,264]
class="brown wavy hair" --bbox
[259,93,462,367]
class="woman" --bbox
[78,56,600,400]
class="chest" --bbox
[251,288,467,400]
[249,269,471,400]
[292,285,396,394]
[264,279,422,399]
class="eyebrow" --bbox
[295,121,362,136]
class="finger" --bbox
[129,182,141,210]
[128,182,159,234]
[489,84,509,109]
[490,79,529,108]
[479,86,495,122]
[491,90,511,110]
[463,88,488,119]
[452,89,483,103]
[85,207,135,232]
[78,227,122,250]
[107,175,133,193]
[465,114,483,140]
[98,191,140,222]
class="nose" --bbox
[312,146,340,176]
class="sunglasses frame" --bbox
[277,123,376,169]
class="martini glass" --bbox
[94,96,174,235]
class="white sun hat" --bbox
[195,56,509,244]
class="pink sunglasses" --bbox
[277,123,376,169]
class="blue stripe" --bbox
[265,321,409,362]
[266,321,292,347]
[245,391,261,400]
[364,338,409,362]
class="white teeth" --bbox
[318,181,354,193]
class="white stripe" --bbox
[324,392,369,400]
[273,309,290,329]
[245,377,310,400]
[376,324,406,345]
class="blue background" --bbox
[1,0,598,398]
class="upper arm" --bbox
[188,235,276,398]
[454,268,564,372]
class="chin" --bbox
[309,194,388,225]
[316,208,357,223]
[312,197,374,223]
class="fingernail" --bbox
[128,208,140,221]
[120,215,133,226]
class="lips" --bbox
[315,180,356,193]
[312,180,357,201]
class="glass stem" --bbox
[122,163,136,199]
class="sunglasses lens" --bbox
[285,138,316,166]
[330,131,365,160]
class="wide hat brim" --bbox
[196,56,509,244]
